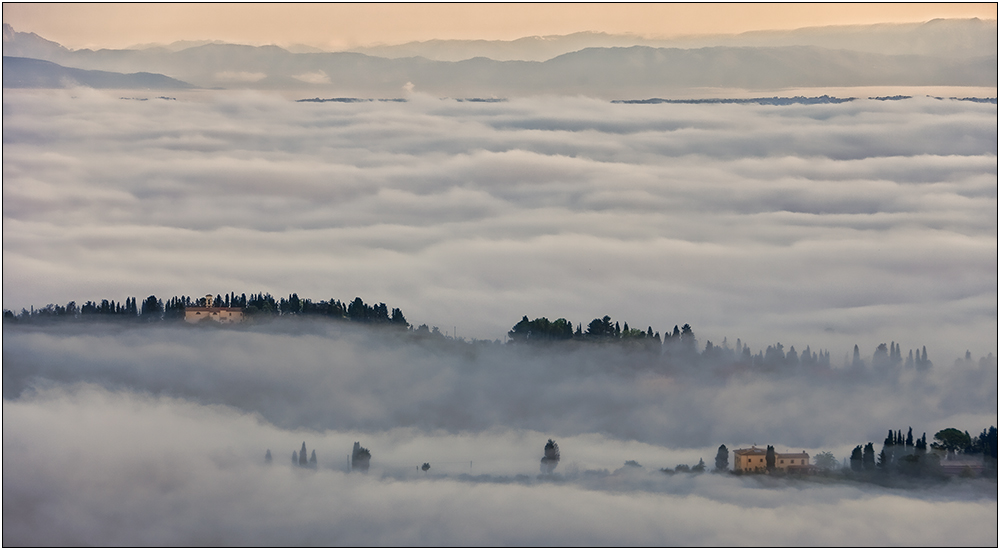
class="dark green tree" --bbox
[715,444,729,472]
[140,295,162,321]
[585,316,614,339]
[765,445,775,472]
[932,428,972,453]
[850,445,863,472]
[852,344,864,369]
[509,316,573,343]
[390,307,408,327]
[813,451,837,471]
[347,297,368,322]
[863,443,876,471]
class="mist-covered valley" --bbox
[3,71,997,545]
[3,317,998,546]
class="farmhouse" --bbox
[733,445,810,472]
[184,294,244,324]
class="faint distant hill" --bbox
[3,56,195,89]
[2,22,995,96]
[347,19,997,61]
[350,31,656,62]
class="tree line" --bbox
[507,314,839,365]
[6,298,995,374]
[845,426,999,477]
[3,292,409,328]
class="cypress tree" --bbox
[715,444,729,472]
[863,443,876,470]
[850,445,863,471]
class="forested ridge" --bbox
[5,293,995,373]
[3,292,408,327]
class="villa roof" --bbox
[733,448,810,458]
[734,447,767,455]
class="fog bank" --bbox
[4,384,996,547]
[5,322,996,451]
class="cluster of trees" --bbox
[264,441,376,473]
[287,442,317,469]
[660,458,707,474]
[845,426,997,477]
[1,297,159,321]
[352,442,371,473]
[4,292,409,328]
[853,342,933,371]
[508,314,837,369]
[507,314,665,352]
[505,313,978,377]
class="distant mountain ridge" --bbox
[3,22,995,95]
[347,19,997,61]
[3,56,194,89]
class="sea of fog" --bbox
[3,89,996,361]
[3,88,997,545]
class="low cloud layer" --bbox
[4,382,997,547]
[5,323,996,452]
[3,90,996,361]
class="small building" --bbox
[776,451,810,471]
[938,455,986,476]
[733,445,810,472]
[734,446,768,472]
[184,294,244,324]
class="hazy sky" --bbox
[3,3,996,50]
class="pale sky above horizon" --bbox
[4,3,997,50]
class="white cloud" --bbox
[214,71,267,82]
[292,70,330,84]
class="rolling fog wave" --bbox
[4,321,996,450]
[3,90,996,360]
